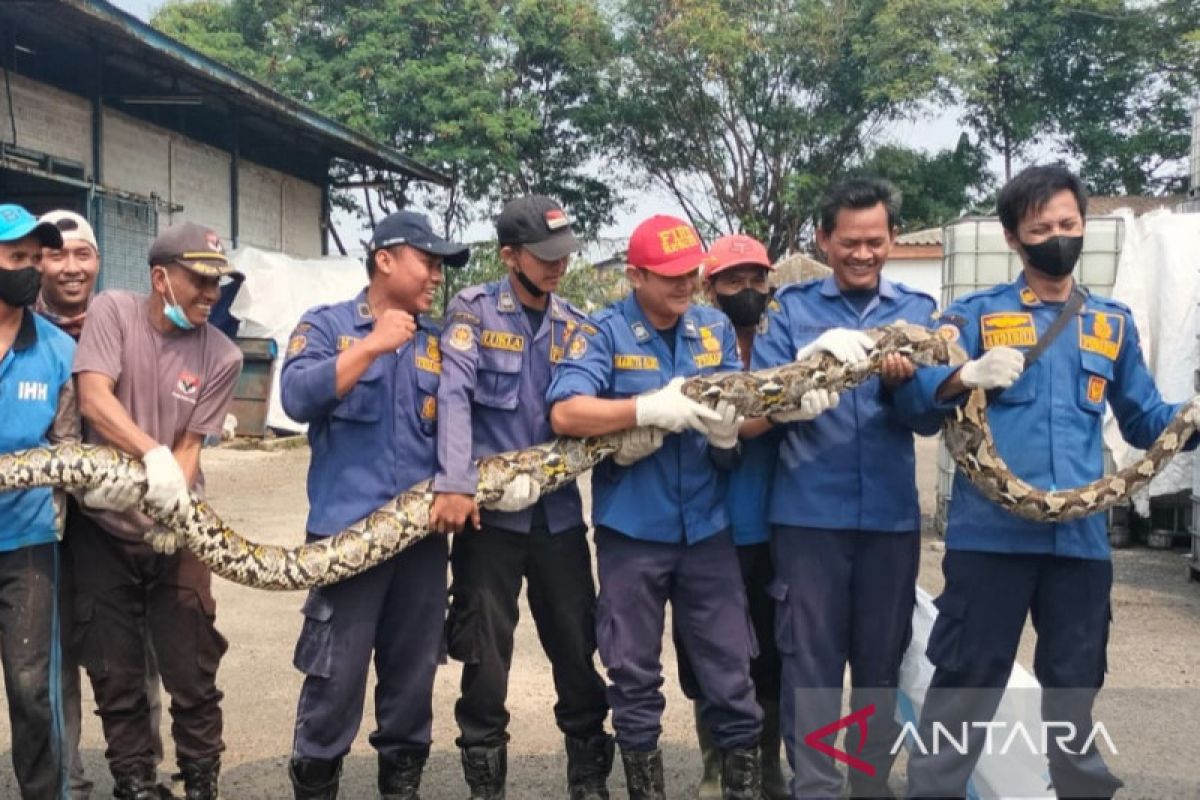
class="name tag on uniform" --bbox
[693,352,722,368]
[1079,311,1123,360]
[613,354,659,370]
[480,330,524,352]
[980,313,1036,349]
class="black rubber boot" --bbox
[619,748,665,800]
[179,757,220,800]
[693,702,722,799]
[719,746,761,800]
[461,745,506,800]
[379,748,427,800]
[565,734,614,800]
[112,765,174,800]
[288,757,342,800]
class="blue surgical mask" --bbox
[157,268,196,331]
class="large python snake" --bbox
[0,323,1195,590]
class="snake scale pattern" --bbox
[0,323,1194,590]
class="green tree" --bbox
[153,0,619,236]
[857,135,994,230]
[947,0,1200,192]
[603,0,958,259]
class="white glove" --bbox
[959,346,1024,390]
[141,445,192,520]
[701,399,743,449]
[613,427,665,466]
[145,525,183,556]
[634,377,722,434]
[484,473,541,512]
[770,389,840,423]
[82,479,141,513]
[796,329,874,365]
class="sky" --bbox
[109,0,983,248]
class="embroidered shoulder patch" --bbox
[446,323,474,352]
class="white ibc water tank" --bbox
[932,216,1126,535]
[1191,105,1199,198]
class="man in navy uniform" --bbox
[894,165,1194,798]
[547,215,762,800]
[750,178,938,798]
[281,210,468,800]
[429,195,614,799]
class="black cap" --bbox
[369,210,470,268]
[496,195,580,261]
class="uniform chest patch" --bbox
[480,330,524,352]
[420,395,437,420]
[699,326,721,353]
[980,312,1036,349]
[337,335,360,352]
[415,336,442,374]
[693,352,722,368]
[1079,311,1123,360]
[1086,375,1107,404]
[614,354,659,370]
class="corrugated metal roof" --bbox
[1,0,450,186]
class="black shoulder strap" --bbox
[1023,285,1087,368]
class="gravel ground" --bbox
[0,436,1197,798]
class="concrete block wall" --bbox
[102,108,170,199]
[281,177,322,256]
[167,136,231,234]
[237,160,283,251]
[0,72,92,173]
[6,73,323,257]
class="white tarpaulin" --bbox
[228,247,368,433]
[1103,210,1200,514]
[898,589,1051,799]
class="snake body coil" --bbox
[1,322,1193,590]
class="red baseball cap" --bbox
[627,215,711,277]
[704,234,772,279]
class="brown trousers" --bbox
[70,512,227,776]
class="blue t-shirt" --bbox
[0,311,76,551]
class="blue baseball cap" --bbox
[368,210,469,268]
[0,204,63,248]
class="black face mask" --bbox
[0,266,41,307]
[716,288,769,327]
[513,267,546,298]
[1021,235,1083,277]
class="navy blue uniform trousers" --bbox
[595,527,761,752]
[292,533,448,761]
[448,523,608,748]
[771,526,919,799]
[674,541,781,702]
[907,549,1121,799]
